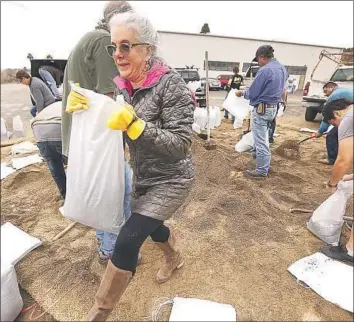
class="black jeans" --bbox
[111,213,170,273]
[37,141,67,199]
[326,126,338,165]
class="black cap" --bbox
[254,45,275,60]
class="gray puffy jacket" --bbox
[114,59,195,221]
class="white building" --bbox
[157,31,344,90]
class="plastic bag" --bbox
[11,141,39,155]
[1,263,23,322]
[222,89,250,128]
[235,131,254,152]
[194,107,207,130]
[307,180,353,245]
[64,83,125,234]
[186,81,201,93]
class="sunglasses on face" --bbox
[105,42,151,57]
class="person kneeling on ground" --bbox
[16,70,56,117]
[320,98,353,265]
[314,82,353,165]
[31,102,66,202]
[66,11,195,321]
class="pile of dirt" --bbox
[1,121,353,321]
[275,139,300,159]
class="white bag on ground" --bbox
[307,180,353,245]
[1,263,23,322]
[1,163,15,180]
[222,89,250,128]
[11,141,39,155]
[1,222,42,266]
[169,297,236,321]
[235,131,254,152]
[288,252,353,313]
[12,154,43,170]
[1,117,11,141]
[64,84,125,234]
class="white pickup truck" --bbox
[302,50,353,121]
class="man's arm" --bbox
[328,136,353,186]
[243,70,267,101]
[31,85,45,112]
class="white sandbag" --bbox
[307,180,353,245]
[222,89,250,128]
[64,83,125,234]
[12,115,24,139]
[235,131,254,152]
[288,252,353,313]
[186,81,201,93]
[1,163,15,180]
[169,297,236,321]
[213,106,222,127]
[1,263,23,322]
[209,107,217,129]
[276,102,285,117]
[194,107,207,130]
[12,154,43,170]
[1,117,11,141]
[1,222,42,266]
[11,141,39,155]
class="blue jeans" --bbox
[39,68,62,99]
[326,126,338,165]
[30,106,37,117]
[96,161,133,255]
[251,107,278,176]
[37,141,66,198]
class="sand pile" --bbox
[275,139,300,159]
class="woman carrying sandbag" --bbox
[66,11,195,321]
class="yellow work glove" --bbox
[107,104,146,140]
[65,83,89,114]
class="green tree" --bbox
[27,53,33,60]
[200,23,210,34]
[46,54,53,59]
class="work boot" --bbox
[155,232,184,284]
[320,244,353,266]
[85,261,133,321]
[245,169,267,179]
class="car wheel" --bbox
[305,107,318,122]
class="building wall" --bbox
[157,31,343,89]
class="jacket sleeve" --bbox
[141,73,195,159]
[32,84,45,112]
[318,120,329,134]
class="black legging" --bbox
[326,126,338,165]
[111,213,170,273]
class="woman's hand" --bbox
[66,84,89,113]
[107,104,146,140]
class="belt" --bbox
[264,104,278,108]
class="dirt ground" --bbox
[1,90,353,321]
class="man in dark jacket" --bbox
[16,70,56,117]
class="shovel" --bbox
[298,131,329,145]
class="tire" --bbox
[305,107,318,122]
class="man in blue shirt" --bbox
[236,45,287,178]
[315,82,354,165]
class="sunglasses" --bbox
[105,42,151,58]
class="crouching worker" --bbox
[31,102,66,201]
[66,11,195,321]
[321,98,353,266]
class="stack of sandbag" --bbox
[222,89,251,129]
[1,222,42,321]
[193,107,222,132]
[307,180,353,245]
[63,84,125,234]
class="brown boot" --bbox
[155,232,184,284]
[85,261,133,321]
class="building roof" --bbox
[157,30,344,50]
